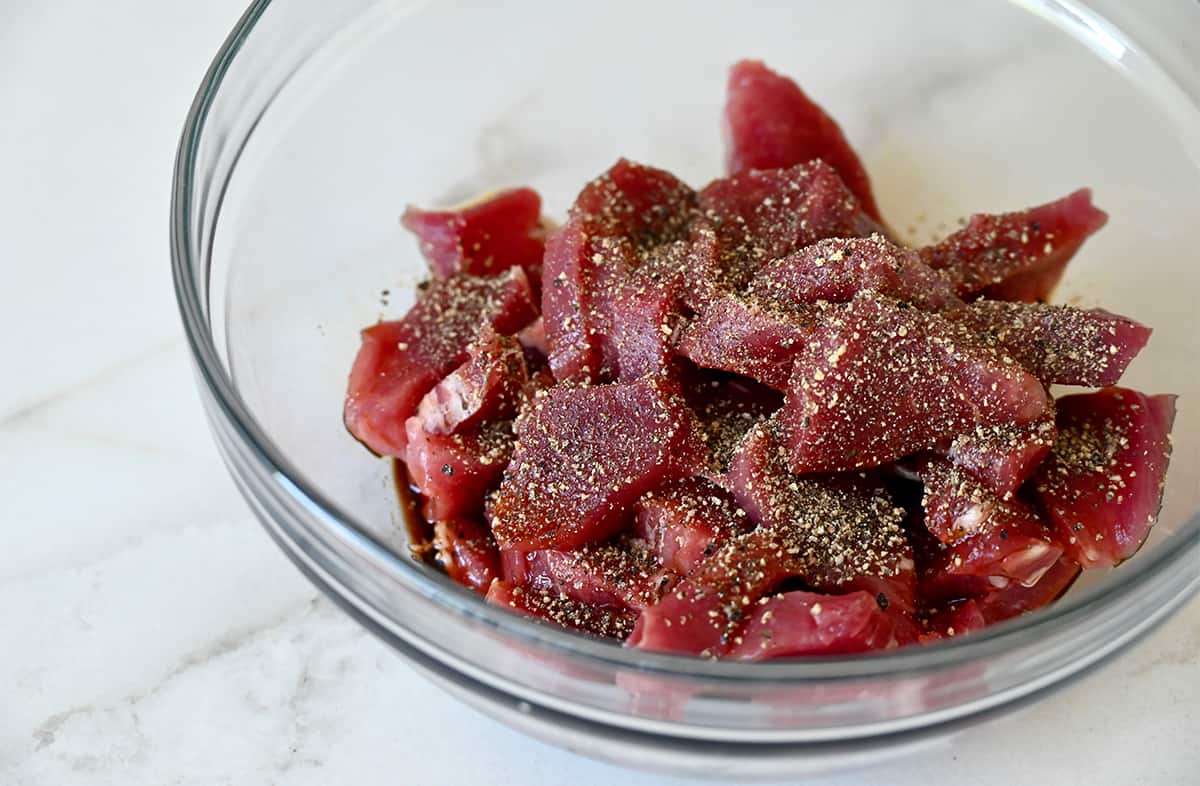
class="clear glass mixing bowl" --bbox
[172,0,1200,777]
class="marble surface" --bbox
[2,1,1199,784]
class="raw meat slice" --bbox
[571,158,697,247]
[940,412,1057,500]
[404,421,515,521]
[629,507,907,658]
[726,419,909,586]
[516,316,548,360]
[594,255,687,382]
[1031,388,1176,568]
[676,218,725,311]
[723,60,881,221]
[986,263,1072,304]
[917,460,1064,602]
[812,542,919,615]
[782,292,1049,473]
[919,189,1108,301]
[413,330,527,436]
[677,292,819,390]
[344,268,538,456]
[947,300,1150,387]
[684,375,783,477]
[725,590,906,660]
[972,555,1081,622]
[918,456,1053,547]
[401,188,546,280]
[747,235,961,312]
[634,478,753,575]
[631,418,909,655]
[542,160,696,382]
[486,581,637,640]
[490,375,703,549]
[500,535,671,612]
[921,599,987,640]
[626,529,810,655]
[541,216,606,381]
[432,518,500,594]
[918,530,1063,605]
[923,556,1081,637]
[914,456,1009,544]
[698,161,881,288]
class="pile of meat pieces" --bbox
[345,60,1175,659]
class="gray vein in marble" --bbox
[11,599,372,783]
[277,657,326,776]
[0,337,180,430]
[30,424,212,463]
[24,598,321,757]
[0,512,243,586]
[33,706,98,753]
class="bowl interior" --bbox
[211,0,1200,626]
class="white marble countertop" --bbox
[3,2,1198,784]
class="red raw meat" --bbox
[947,300,1150,387]
[630,418,909,655]
[1031,387,1176,568]
[939,412,1057,500]
[490,375,703,549]
[782,292,1049,473]
[630,509,909,657]
[518,364,555,404]
[725,590,906,660]
[344,269,538,456]
[726,419,909,587]
[676,218,725,310]
[516,316,548,360]
[683,374,783,476]
[486,580,636,640]
[914,456,1008,544]
[921,599,988,640]
[813,544,919,615]
[973,555,1081,622]
[413,330,527,436]
[595,258,687,382]
[401,188,546,280]
[572,158,697,246]
[923,556,1081,637]
[919,189,1108,301]
[918,457,1049,545]
[404,422,514,521]
[919,527,1063,605]
[544,229,687,383]
[627,529,809,655]
[432,518,500,594]
[917,460,1064,603]
[634,478,753,575]
[345,63,1173,653]
[723,60,881,221]
[747,235,961,312]
[677,292,818,390]
[500,535,671,612]
[542,160,696,383]
[698,161,881,288]
[541,217,605,381]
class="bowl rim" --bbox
[171,0,1200,683]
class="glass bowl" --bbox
[172,0,1200,778]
